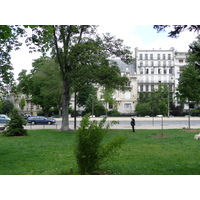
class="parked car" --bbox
[0,114,11,123]
[27,116,56,125]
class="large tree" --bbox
[0,25,25,90]
[177,64,200,104]
[25,25,133,131]
[17,57,62,116]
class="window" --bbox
[169,67,173,74]
[125,91,131,99]
[146,69,149,74]
[151,68,154,74]
[150,54,153,60]
[158,69,161,74]
[140,54,143,60]
[158,61,161,66]
[168,54,171,60]
[151,61,154,66]
[140,85,143,92]
[168,61,171,66]
[140,68,143,74]
[169,85,172,92]
[140,61,143,66]
[164,68,167,74]
[124,103,131,109]
[157,54,160,60]
[109,104,113,109]
[163,61,166,66]
[179,59,183,63]
[179,67,184,72]
[163,54,166,59]
[151,85,154,91]
[145,61,148,66]
[146,85,149,92]
[145,54,148,60]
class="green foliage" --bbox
[17,57,62,117]
[19,97,26,111]
[3,108,27,136]
[26,25,133,131]
[1,100,14,115]
[154,25,200,38]
[107,109,120,116]
[177,64,200,104]
[137,85,169,116]
[75,114,126,174]
[135,103,152,116]
[0,25,25,89]
[85,92,106,115]
[77,85,95,107]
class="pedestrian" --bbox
[131,117,135,132]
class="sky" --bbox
[10,25,199,80]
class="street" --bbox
[23,116,200,130]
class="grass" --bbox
[0,129,200,175]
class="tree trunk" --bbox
[74,91,77,130]
[60,80,71,131]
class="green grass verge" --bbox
[0,129,200,175]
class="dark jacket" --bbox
[131,118,135,126]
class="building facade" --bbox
[135,47,176,96]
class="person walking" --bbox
[131,118,135,132]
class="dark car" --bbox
[27,116,56,125]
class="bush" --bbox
[75,114,126,175]
[135,103,152,116]
[107,109,120,116]
[3,108,27,136]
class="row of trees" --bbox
[17,58,114,118]
[135,84,171,116]
[1,25,134,131]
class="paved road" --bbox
[24,116,200,130]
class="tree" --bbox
[25,25,133,131]
[19,97,26,112]
[177,36,200,105]
[153,25,200,38]
[135,102,152,116]
[3,108,27,136]
[77,84,95,107]
[1,100,14,115]
[187,35,200,72]
[17,57,62,117]
[177,64,200,104]
[85,91,106,116]
[0,25,25,90]
[75,114,125,175]
[100,88,116,115]
[150,84,169,116]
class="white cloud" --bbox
[11,25,199,80]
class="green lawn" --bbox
[0,129,200,175]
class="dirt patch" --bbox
[152,134,170,138]
[183,129,200,132]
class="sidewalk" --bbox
[45,116,200,130]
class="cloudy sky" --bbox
[10,25,199,80]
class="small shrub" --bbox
[3,108,27,136]
[107,109,120,116]
[75,114,126,175]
